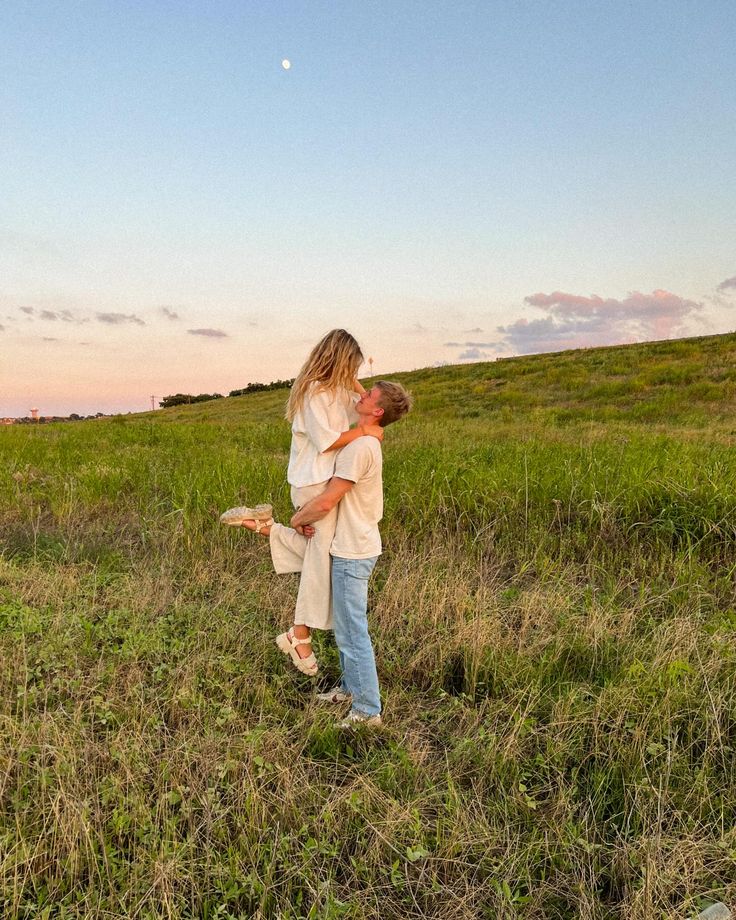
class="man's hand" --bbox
[360,424,384,441]
[290,477,355,529]
[293,522,316,538]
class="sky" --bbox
[2,0,735,416]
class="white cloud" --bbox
[96,312,145,326]
[458,347,491,361]
[187,328,228,338]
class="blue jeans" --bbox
[331,555,380,717]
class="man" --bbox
[239,380,412,727]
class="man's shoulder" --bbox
[336,436,382,475]
[343,435,382,458]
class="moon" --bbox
[281,59,291,70]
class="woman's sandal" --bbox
[220,504,273,530]
[250,517,274,534]
[275,628,319,676]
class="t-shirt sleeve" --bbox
[302,389,344,453]
[334,439,373,483]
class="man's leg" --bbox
[338,648,349,694]
[331,556,380,717]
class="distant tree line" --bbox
[228,379,294,397]
[158,379,293,409]
[159,393,224,408]
[5,413,106,425]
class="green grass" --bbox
[1,332,736,919]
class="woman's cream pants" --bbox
[268,482,336,630]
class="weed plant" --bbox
[1,334,735,918]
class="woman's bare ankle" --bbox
[292,624,312,657]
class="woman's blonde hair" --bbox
[286,329,364,421]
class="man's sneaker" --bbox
[337,709,382,729]
[219,504,273,527]
[316,686,352,704]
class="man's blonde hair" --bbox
[375,380,412,427]
[286,329,363,421]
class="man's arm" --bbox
[290,476,354,530]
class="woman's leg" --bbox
[289,483,338,639]
[240,518,316,660]
[258,483,337,663]
[242,484,336,662]
[239,509,329,669]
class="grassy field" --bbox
[1,333,735,919]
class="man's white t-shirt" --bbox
[330,437,383,559]
[288,386,359,488]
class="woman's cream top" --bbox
[287,385,359,487]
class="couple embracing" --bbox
[221,330,412,727]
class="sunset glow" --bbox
[2,2,735,416]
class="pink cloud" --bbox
[524,291,606,314]
[499,289,703,354]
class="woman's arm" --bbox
[352,378,366,395]
[323,424,383,452]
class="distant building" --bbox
[30,408,39,421]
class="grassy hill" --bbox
[1,333,735,919]
[145,330,736,426]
